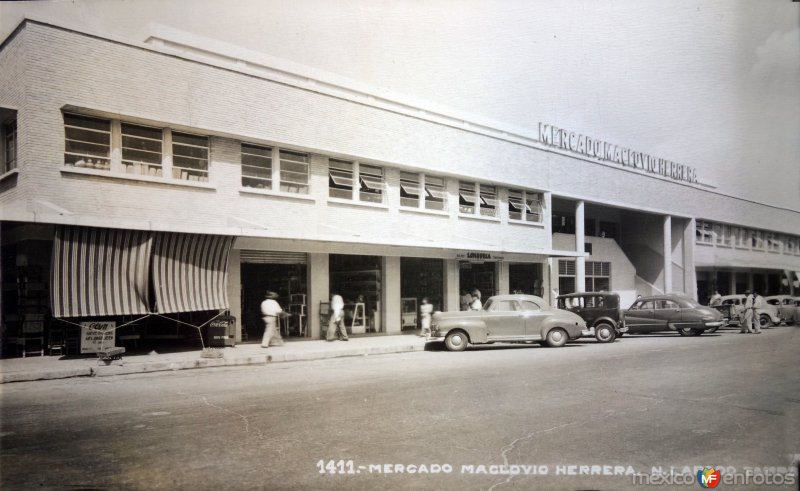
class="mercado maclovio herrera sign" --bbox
[539,123,698,184]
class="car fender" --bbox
[437,319,489,344]
[540,315,583,339]
[591,316,619,330]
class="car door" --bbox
[520,299,548,339]
[483,299,525,340]
[624,300,655,333]
[654,299,683,331]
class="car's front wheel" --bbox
[444,330,469,352]
[545,328,568,347]
[705,326,719,334]
[594,322,616,343]
[759,315,771,329]
[678,326,693,336]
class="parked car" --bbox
[623,294,724,336]
[717,294,782,328]
[556,292,628,343]
[765,295,797,325]
[429,294,587,351]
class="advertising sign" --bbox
[80,321,116,354]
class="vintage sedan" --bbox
[624,294,724,336]
[765,295,797,325]
[556,292,628,343]
[429,294,587,351]
[717,294,782,328]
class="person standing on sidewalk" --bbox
[741,290,755,333]
[419,297,433,340]
[261,291,286,348]
[752,291,764,333]
[326,293,349,341]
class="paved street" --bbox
[2,326,799,490]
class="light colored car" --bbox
[624,294,724,336]
[429,294,587,351]
[765,295,797,325]
[717,294,782,328]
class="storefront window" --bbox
[330,254,383,333]
[509,263,543,296]
[459,261,496,299]
[401,258,444,328]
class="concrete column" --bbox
[747,273,754,292]
[498,261,509,295]
[730,271,737,295]
[308,253,329,339]
[383,256,401,334]
[227,249,242,343]
[575,200,585,292]
[683,218,697,299]
[444,259,459,311]
[663,215,673,293]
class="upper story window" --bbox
[400,172,447,211]
[552,213,576,234]
[172,131,208,181]
[279,150,309,194]
[695,220,714,244]
[327,159,383,203]
[2,116,16,173]
[586,261,611,292]
[241,143,272,189]
[399,171,420,207]
[732,226,749,249]
[359,164,384,203]
[63,113,209,182]
[424,175,446,211]
[766,233,782,253]
[122,122,163,177]
[64,113,111,170]
[508,189,543,223]
[751,230,765,250]
[479,184,497,217]
[458,181,476,214]
[714,223,732,247]
[786,236,797,255]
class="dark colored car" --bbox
[556,292,628,343]
[624,294,724,336]
[429,294,586,351]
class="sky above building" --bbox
[1,0,798,211]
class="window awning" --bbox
[399,183,419,198]
[426,187,446,200]
[329,173,352,188]
[50,226,153,317]
[359,176,381,193]
[152,233,235,314]
[508,201,523,213]
[459,193,474,205]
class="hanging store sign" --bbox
[457,251,504,262]
[80,321,116,354]
[539,123,698,184]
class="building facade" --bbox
[1,20,799,356]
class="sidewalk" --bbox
[0,334,429,384]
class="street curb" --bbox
[0,342,426,383]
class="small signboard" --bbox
[80,321,116,354]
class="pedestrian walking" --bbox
[419,297,433,339]
[752,291,764,333]
[326,293,349,341]
[260,291,286,348]
[741,290,755,333]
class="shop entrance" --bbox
[459,261,496,301]
[400,258,444,330]
[330,254,383,333]
[509,263,543,296]
[241,260,307,342]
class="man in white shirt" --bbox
[741,290,755,334]
[326,293,348,341]
[752,291,764,334]
[261,291,285,347]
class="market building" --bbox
[1,19,799,357]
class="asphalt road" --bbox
[1,326,799,491]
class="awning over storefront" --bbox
[50,226,153,317]
[152,233,234,314]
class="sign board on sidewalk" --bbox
[80,321,116,354]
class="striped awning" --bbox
[152,233,234,314]
[50,226,153,318]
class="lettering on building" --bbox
[539,123,698,184]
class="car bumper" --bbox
[581,327,593,337]
[704,321,724,328]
